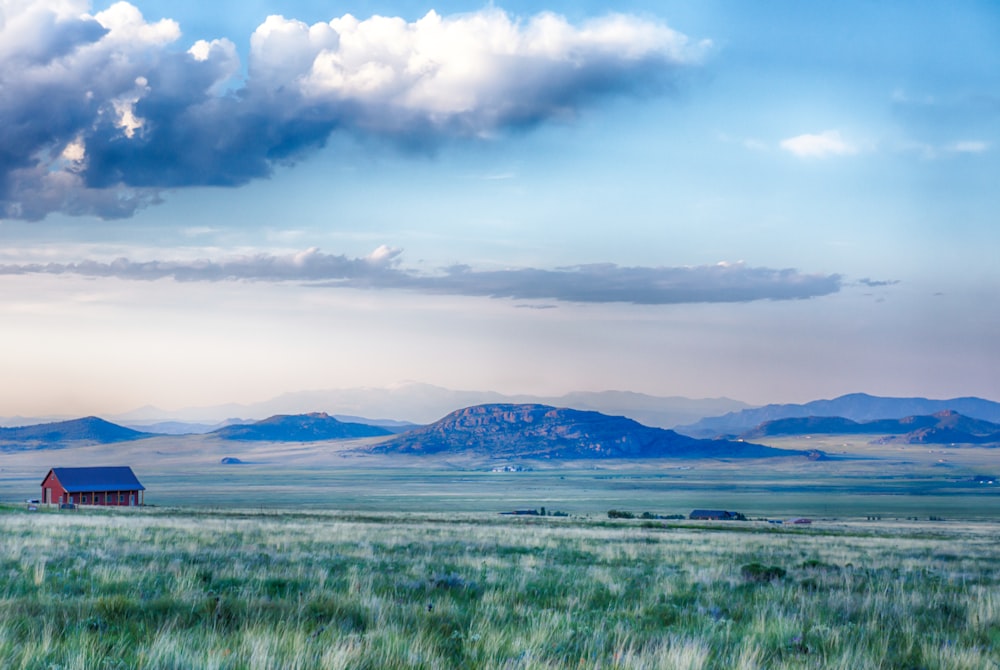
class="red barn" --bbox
[41,467,145,507]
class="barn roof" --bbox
[690,509,733,518]
[44,467,145,492]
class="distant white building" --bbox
[491,465,528,472]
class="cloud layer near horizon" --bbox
[0,248,842,305]
[0,1,705,220]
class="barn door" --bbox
[129,494,134,507]
[44,489,50,504]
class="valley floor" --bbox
[1,433,999,519]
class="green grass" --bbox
[1,505,998,668]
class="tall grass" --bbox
[0,506,997,668]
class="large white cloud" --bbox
[0,1,707,220]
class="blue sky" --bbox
[1,0,998,416]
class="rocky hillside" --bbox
[678,393,1000,437]
[741,410,1000,445]
[0,417,152,448]
[368,404,807,459]
[210,412,393,441]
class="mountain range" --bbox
[367,404,808,460]
[4,392,1000,456]
[677,393,1000,437]
[0,405,805,460]
[740,410,1000,445]
[102,383,751,429]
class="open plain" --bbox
[2,432,999,517]
[2,434,999,668]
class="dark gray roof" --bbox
[46,467,145,492]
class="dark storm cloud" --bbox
[407,262,842,304]
[0,248,841,305]
[0,2,708,220]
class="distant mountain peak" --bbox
[0,416,152,447]
[211,413,392,442]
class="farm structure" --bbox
[689,509,741,521]
[41,467,145,507]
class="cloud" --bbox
[405,261,841,304]
[896,138,991,160]
[890,89,998,157]
[780,130,858,158]
[0,247,393,283]
[0,1,707,220]
[858,278,900,288]
[948,140,989,154]
[366,245,403,265]
[717,133,767,152]
[0,248,841,305]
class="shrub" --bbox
[607,510,635,519]
[740,563,786,583]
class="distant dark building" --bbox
[41,467,145,507]
[689,509,740,521]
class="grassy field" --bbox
[1,505,998,669]
[4,464,1000,518]
[1,434,998,667]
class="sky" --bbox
[1,0,998,417]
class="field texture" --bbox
[1,506,998,669]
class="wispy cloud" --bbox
[890,89,998,157]
[0,1,708,220]
[896,139,991,159]
[858,278,900,288]
[780,130,858,158]
[947,140,989,154]
[0,248,841,305]
[717,133,768,151]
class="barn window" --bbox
[106,494,112,503]
[82,495,88,504]
[119,494,125,503]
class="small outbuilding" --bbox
[41,466,145,507]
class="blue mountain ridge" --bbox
[739,410,1000,444]
[210,412,394,441]
[0,417,151,446]
[677,393,1000,438]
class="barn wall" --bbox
[76,490,140,506]
[41,474,142,507]
[41,472,66,505]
